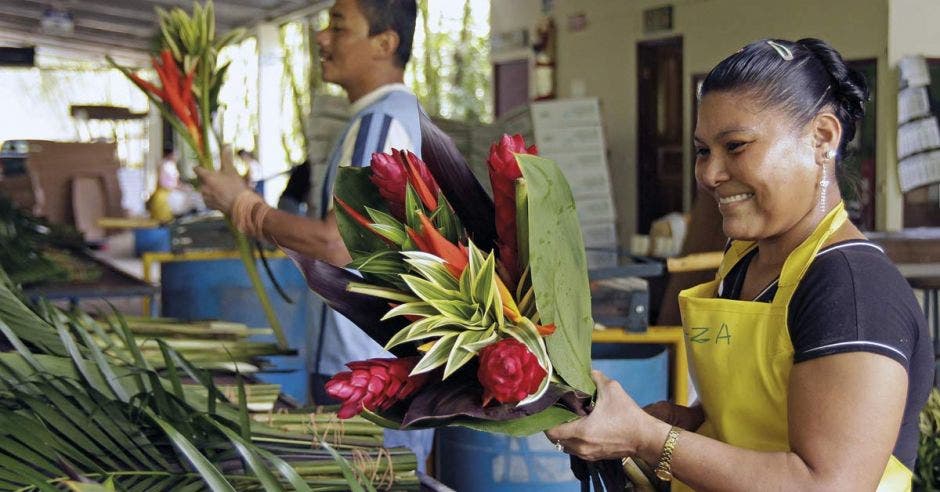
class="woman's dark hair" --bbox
[700,38,869,162]
[358,0,417,68]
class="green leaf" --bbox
[426,299,475,320]
[71,322,130,403]
[515,178,530,270]
[387,326,460,350]
[201,416,284,492]
[365,206,407,243]
[518,154,595,395]
[402,253,459,291]
[431,192,462,243]
[443,330,488,378]
[403,183,423,228]
[401,275,459,303]
[346,282,419,303]
[334,167,393,257]
[348,251,406,275]
[254,447,313,492]
[318,440,370,492]
[143,409,236,492]
[502,318,553,406]
[452,406,579,436]
[157,341,185,403]
[471,249,496,313]
[411,333,458,375]
[382,302,439,321]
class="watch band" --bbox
[654,426,681,481]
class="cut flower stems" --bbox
[107,1,287,349]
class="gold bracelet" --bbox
[654,426,681,482]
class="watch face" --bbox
[655,469,673,482]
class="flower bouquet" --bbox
[293,120,627,488]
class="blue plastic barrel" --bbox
[160,257,315,402]
[133,227,171,257]
[435,344,669,491]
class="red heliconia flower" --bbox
[477,338,547,406]
[406,212,469,278]
[369,150,440,219]
[325,357,429,419]
[487,134,538,288]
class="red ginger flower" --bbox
[487,134,537,288]
[325,357,429,419]
[477,338,547,406]
[370,150,440,219]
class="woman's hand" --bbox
[545,370,668,462]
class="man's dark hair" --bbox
[358,0,417,68]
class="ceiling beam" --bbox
[0,21,151,54]
[0,4,155,39]
[0,30,149,64]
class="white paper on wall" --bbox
[531,98,618,269]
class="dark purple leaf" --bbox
[283,249,416,356]
[420,112,497,251]
[399,367,590,427]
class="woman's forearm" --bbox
[634,416,877,492]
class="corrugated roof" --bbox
[0,0,327,62]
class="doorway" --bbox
[637,37,683,233]
[494,59,529,118]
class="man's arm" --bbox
[194,166,351,267]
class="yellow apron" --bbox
[674,202,911,491]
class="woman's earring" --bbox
[824,149,836,160]
[818,164,830,212]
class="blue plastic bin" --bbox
[133,227,171,257]
[160,257,315,402]
[435,344,669,491]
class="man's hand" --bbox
[193,148,249,215]
[642,401,704,432]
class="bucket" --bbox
[160,257,315,402]
[435,344,669,491]
[133,227,170,257]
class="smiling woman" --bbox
[547,38,932,491]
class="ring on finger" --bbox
[554,440,564,452]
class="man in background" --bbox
[195,0,433,470]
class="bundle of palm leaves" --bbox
[84,315,293,374]
[0,195,96,286]
[0,267,420,491]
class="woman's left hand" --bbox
[545,370,662,461]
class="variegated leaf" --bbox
[402,275,460,303]
[369,224,407,245]
[386,325,461,350]
[404,183,423,229]
[405,316,449,337]
[346,282,420,303]
[461,327,499,353]
[382,302,439,321]
[432,191,463,243]
[348,251,405,275]
[472,252,496,314]
[443,330,488,378]
[403,256,459,291]
[412,333,459,375]
[426,299,476,321]
[502,319,553,406]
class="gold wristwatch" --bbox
[654,426,681,481]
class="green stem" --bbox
[194,151,287,349]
